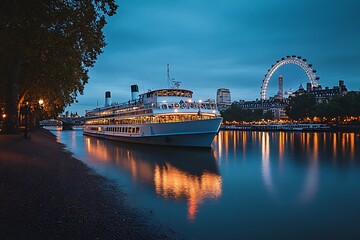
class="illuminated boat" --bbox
[83,66,222,147]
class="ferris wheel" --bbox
[260,56,320,100]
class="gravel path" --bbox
[0,129,179,239]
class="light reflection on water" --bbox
[56,129,222,222]
[53,129,360,239]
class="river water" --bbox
[52,129,360,239]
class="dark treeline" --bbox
[221,104,273,122]
[286,91,360,122]
[221,91,360,123]
[0,0,117,133]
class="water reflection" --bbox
[83,136,222,220]
[261,132,274,194]
[54,130,360,239]
[213,131,359,204]
[154,163,221,220]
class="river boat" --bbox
[83,67,223,147]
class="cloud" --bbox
[66,0,360,114]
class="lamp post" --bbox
[36,99,44,127]
[1,114,6,132]
[23,102,29,138]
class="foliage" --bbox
[0,0,117,132]
[316,91,360,121]
[285,94,316,120]
[285,91,360,122]
[221,104,273,122]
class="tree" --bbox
[285,94,316,120]
[323,91,360,122]
[0,0,117,133]
[221,104,273,122]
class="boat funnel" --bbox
[105,91,111,107]
[131,85,139,100]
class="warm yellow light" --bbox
[38,99,44,105]
[2,114,6,118]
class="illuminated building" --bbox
[216,88,231,110]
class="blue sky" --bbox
[66,0,360,114]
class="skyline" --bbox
[66,0,360,114]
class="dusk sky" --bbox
[66,0,360,114]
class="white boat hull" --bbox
[83,118,222,148]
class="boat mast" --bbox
[167,64,171,88]
[166,64,181,89]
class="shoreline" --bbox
[0,129,176,239]
[220,124,360,133]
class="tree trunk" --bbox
[3,56,21,134]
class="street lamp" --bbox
[23,102,29,138]
[37,99,45,127]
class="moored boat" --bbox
[83,67,223,147]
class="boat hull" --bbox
[83,118,222,148]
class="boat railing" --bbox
[85,100,218,118]
[152,101,217,111]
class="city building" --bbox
[236,98,289,119]
[311,80,347,104]
[216,88,231,110]
[234,80,349,119]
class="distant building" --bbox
[216,88,231,110]
[236,98,289,119]
[292,80,348,104]
[312,80,347,104]
[229,80,350,119]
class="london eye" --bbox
[260,56,320,100]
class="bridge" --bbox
[40,117,86,130]
[57,117,86,130]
